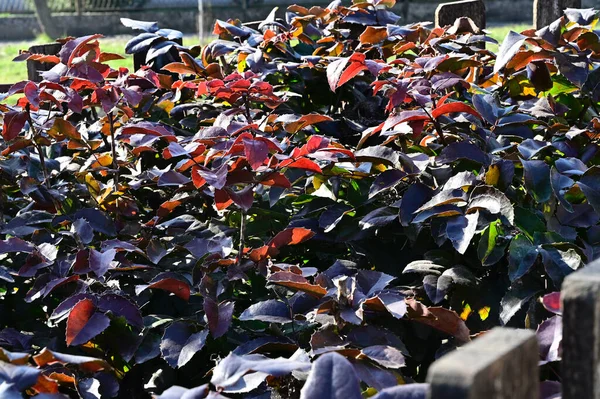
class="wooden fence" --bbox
[424,258,600,398]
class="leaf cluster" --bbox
[0,2,599,398]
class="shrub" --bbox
[0,2,598,398]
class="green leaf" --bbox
[521,159,551,203]
[477,220,507,266]
[508,234,538,281]
[514,207,546,240]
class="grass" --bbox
[0,34,200,84]
[0,24,532,84]
[486,23,532,51]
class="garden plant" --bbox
[0,1,599,398]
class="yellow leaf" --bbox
[373,163,387,173]
[312,175,326,189]
[460,303,472,321]
[83,173,101,196]
[478,306,491,321]
[485,164,500,186]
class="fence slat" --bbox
[561,260,600,399]
[533,0,582,29]
[426,328,539,399]
[434,0,486,30]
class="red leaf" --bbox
[359,26,388,44]
[268,271,327,298]
[431,102,481,120]
[163,63,199,75]
[28,54,60,64]
[61,34,103,66]
[283,115,333,134]
[98,52,125,62]
[260,172,291,188]
[282,158,322,174]
[327,58,349,92]
[66,299,110,346]
[243,138,269,170]
[215,189,233,211]
[406,299,470,343]
[1,139,32,156]
[2,111,28,141]
[338,62,368,89]
[24,82,41,108]
[249,245,272,262]
[270,227,315,248]
[147,275,191,301]
[192,166,207,189]
[542,292,561,315]
[157,199,183,218]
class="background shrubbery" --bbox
[0,2,599,398]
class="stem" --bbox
[237,211,247,268]
[420,104,447,145]
[26,106,50,188]
[219,55,232,76]
[108,112,119,190]
[243,94,252,125]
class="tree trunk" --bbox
[32,0,62,39]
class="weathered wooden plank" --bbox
[561,259,600,399]
[427,328,539,399]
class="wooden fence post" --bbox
[426,328,539,399]
[533,0,581,29]
[434,0,486,30]
[27,43,63,83]
[561,259,600,399]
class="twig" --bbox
[25,105,50,189]
[237,210,247,268]
[420,104,447,145]
[108,112,119,190]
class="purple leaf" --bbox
[494,31,527,73]
[361,345,405,369]
[156,385,209,399]
[299,352,362,399]
[196,163,228,190]
[0,361,40,391]
[0,238,34,254]
[537,315,562,364]
[158,170,191,187]
[72,218,94,245]
[446,212,479,255]
[372,384,429,399]
[160,322,208,368]
[211,353,310,392]
[97,294,143,329]
[243,138,269,170]
[89,248,116,277]
[204,298,234,338]
[239,299,292,323]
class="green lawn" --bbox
[0,24,531,84]
[487,23,532,51]
[0,34,201,84]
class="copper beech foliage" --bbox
[0,1,599,398]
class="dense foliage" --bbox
[0,2,599,398]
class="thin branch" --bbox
[108,112,120,190]
[26,106,50,189]
[237,211,247,268]
[420,104,447,145]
